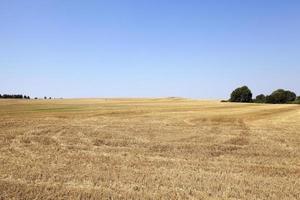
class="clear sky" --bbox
[1,0,300,99]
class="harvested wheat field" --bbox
[0,98,299,199]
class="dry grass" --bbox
[0,98,299,199]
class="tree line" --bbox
[0,94,62,100]
[0,94,31,99]
[228,86,300,104]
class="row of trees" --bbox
[0,95,60,100]
[229,86,299,104]
[0,94,59,100]
[0,94,30,99]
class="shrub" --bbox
[286,90,296,102]
[230,86,252,102]
[295,96,300,104]
[0,94,27,99]
[265,89,296,104]
[254,94,266,103]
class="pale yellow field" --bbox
[0,98,299,199]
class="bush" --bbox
[286,90,296,102]
[266,89,296,104]
[294,96,300,104]
[229,86,252,102]
[254,94,266,103]
[0,94,27,99]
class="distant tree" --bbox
[44,96,47,99]
[230,86,252,102]
[0,94,2,98]
[254,94,266,103]
[265,95,274,103]
[16,94,23,99]
[34,97,38,100]
[294,96,300,104]
[266,89,296,104]
[285,90,296,102]
[0,94,29,99]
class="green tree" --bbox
[266,89,296,104]
[254,94,266,103]
[295,96,300,104]
[230,86,252,102]
[285,90,296,102]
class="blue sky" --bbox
[1,0,300,98]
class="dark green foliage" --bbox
[265,89,296,104]
[228,87,297,104]
[254,94,266,103]
[220,100,228,103]
[0,94,29,99]
[230,86,252,102]
[286,90,296,102]
[265,95,274,103]
[294,96,300,104]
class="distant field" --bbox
[0,98,299,199]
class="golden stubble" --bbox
[0,98,299,199]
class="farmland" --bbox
[0,98,299,199]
